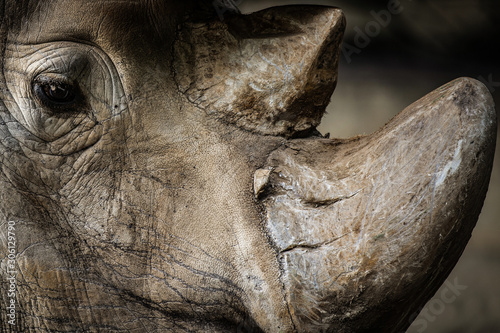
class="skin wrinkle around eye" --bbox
[5,44,90,138]
[3,41,127,156]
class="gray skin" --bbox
[0,1,496,332]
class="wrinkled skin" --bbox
[0,1,496,332]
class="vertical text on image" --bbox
[5,220,17,325]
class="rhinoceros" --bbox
[0,1,496,332]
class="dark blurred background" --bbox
[238,1,500,332]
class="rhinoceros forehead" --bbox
[4,1,185,50]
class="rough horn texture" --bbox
[0,1,496,332]
[262,78,496,331]
[174,5,344,136]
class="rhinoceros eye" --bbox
[32,75,80,110]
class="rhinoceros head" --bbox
[0,1,496,332]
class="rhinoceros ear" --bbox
[174,5,345,137]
